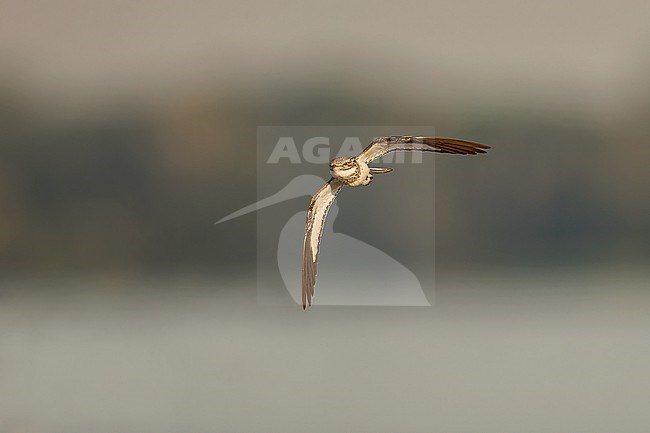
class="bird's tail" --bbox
[369,167,393,175]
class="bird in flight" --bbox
[302,136,490,309]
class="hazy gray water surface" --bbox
[1,269,649,433]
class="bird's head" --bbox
[330,156,356,169]
[329,157,359,182]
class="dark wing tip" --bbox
[301,234,316,310]
[422,137,491,155]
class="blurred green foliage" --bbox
[1,78,649,275]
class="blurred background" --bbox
[1,1,649,432]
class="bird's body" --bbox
[329,156,372,186]
[302,135,490,309]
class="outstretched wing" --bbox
[302,178,344,309]
[357,136,490,164]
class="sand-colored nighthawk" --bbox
[302,136,490,309]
